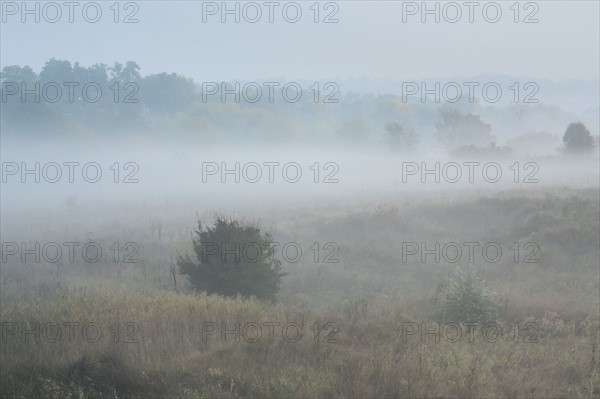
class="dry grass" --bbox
[1,292,598,398]
[1,188,599,398]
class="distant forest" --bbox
[1,58,598,150]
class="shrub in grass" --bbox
[439,265,499,324]
[177,215,285,301]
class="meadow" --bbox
[1,185,599,398]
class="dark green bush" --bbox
[177,215,284,301]
[563,122,595,154]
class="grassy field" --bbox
[1,188,599,398]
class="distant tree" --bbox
[141,72,196,115]
[0,65,38,84]
[562,122,595,154]
[110,61,141,84]
[435,108,495,148]
[177,215,284,301]
[1,65,38,106]
[39,58,73,85]
[120,61,142,82]
[1,65,54,130]
[105,61,143,124]
[384,122,418,151]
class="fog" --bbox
[2,137,598,221]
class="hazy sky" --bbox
[1,1,599,81]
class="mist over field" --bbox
[1,1,599,398]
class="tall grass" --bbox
[1,188,599,397]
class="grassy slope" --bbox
[1,189,599,398]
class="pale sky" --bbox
[1,1,599,81]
